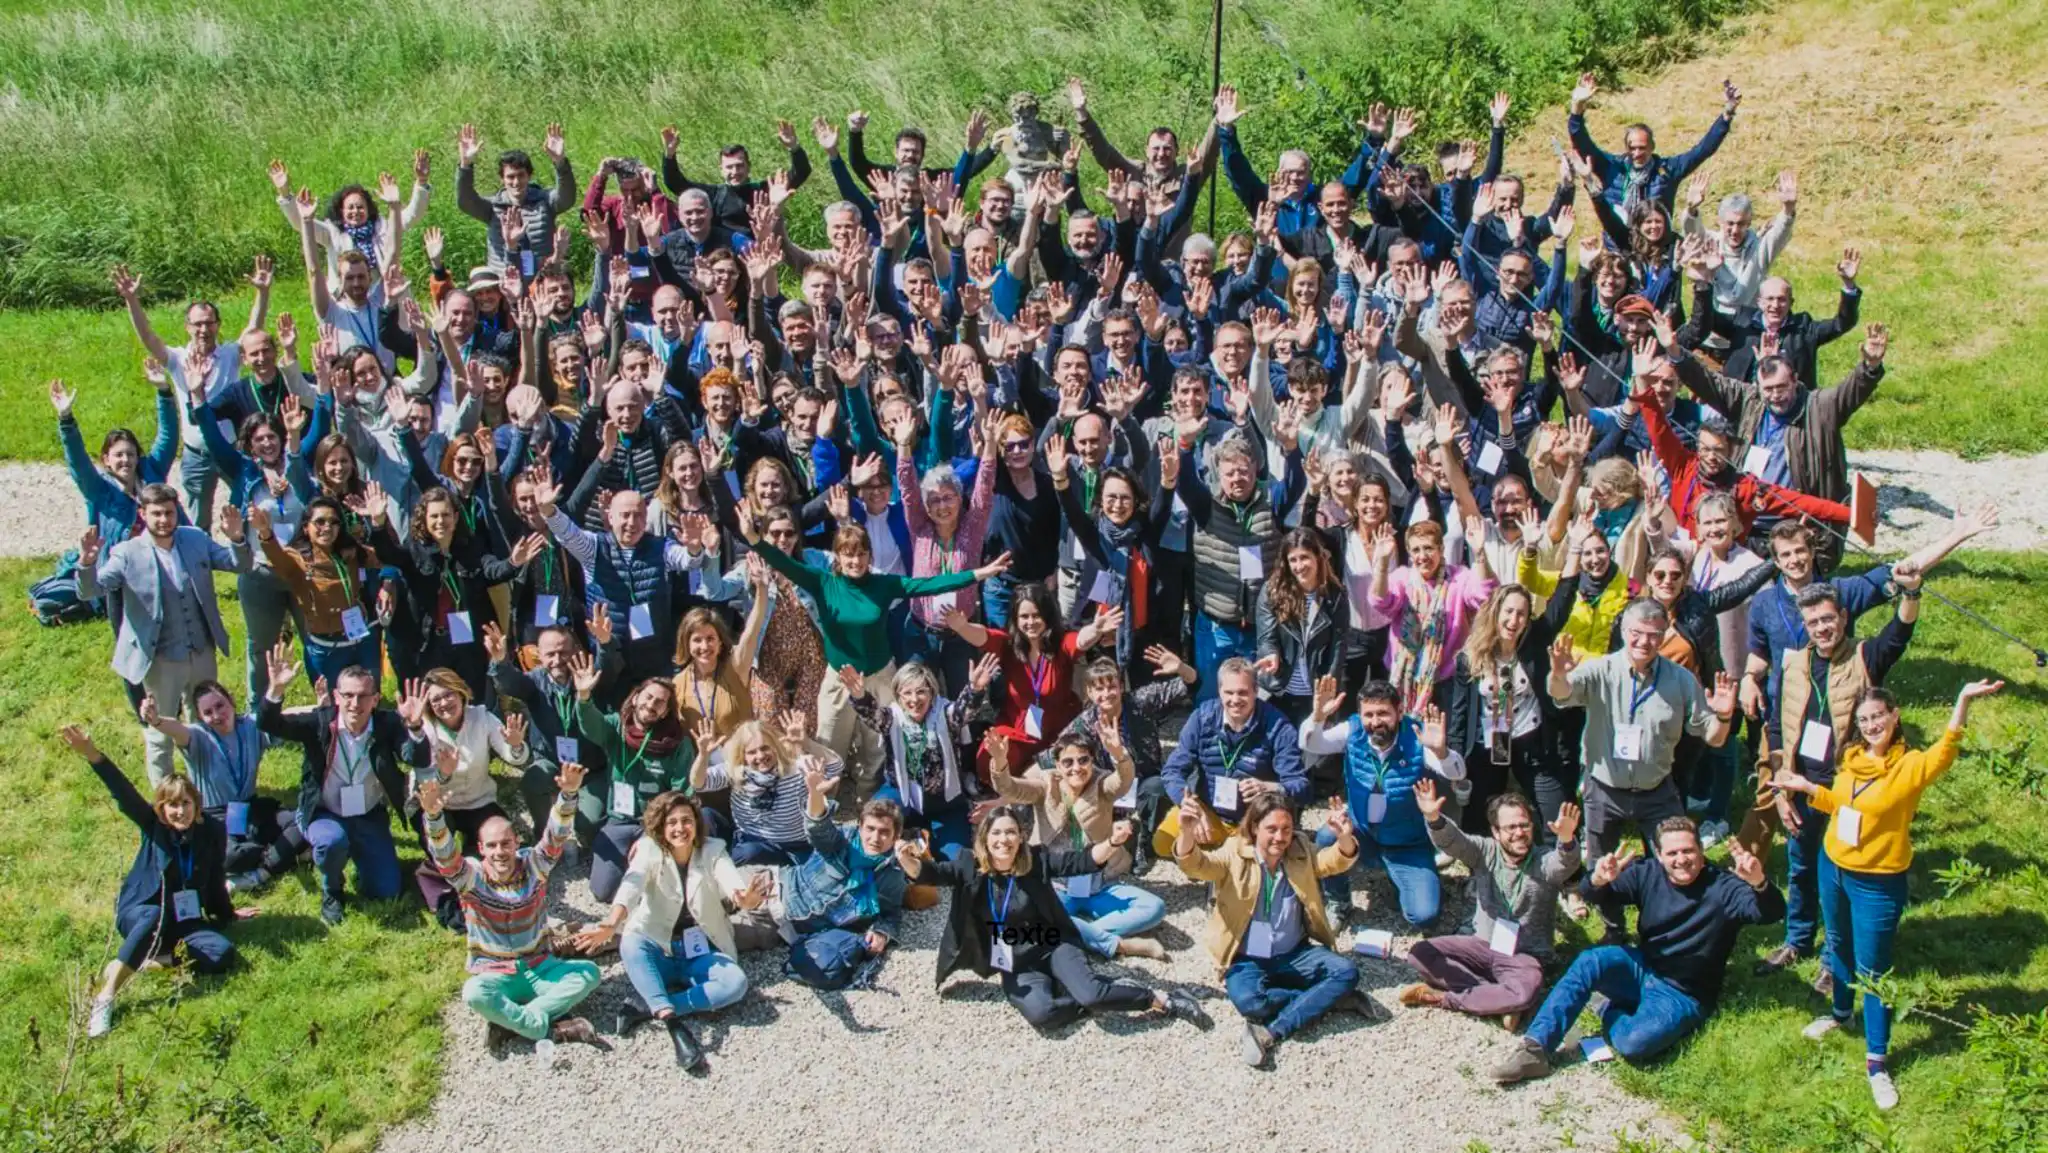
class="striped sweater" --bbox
[427,791,575,973]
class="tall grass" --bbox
[0,0,1747,308]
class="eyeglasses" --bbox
[1003,440,1034,453]
[307,517,340,528]
[1649,569,1685,581]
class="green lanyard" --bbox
[1219,725,1252,775]
[332,553,355,603]
[538,541,557,590]
[1228,499,1254,533]
[551,687,576,737]
[1501,852,1538,911]
[440,565,465,610]
[619,726,654,780]
[1258,866,1282,921]
[1082,468,1099,510]
[1809,648,1830,719]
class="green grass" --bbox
[0,559,466,1152]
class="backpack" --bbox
[28,550,106,627]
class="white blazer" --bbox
[616,834,747,957]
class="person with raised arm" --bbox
[1038,652,1196,876]
[842,659,995,863]
[62,725,253,1039]
[137,675,306,894]
[1566,72,1739,214]
[1155,658,1308,859]
[49,371,182,575]
[396,669,531,928]
[573,662,701,903]
[455,122,578,272]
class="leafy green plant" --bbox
[1934,856,1994,901]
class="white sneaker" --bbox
[87,997,114,1039]
[1868,1069,1899,1110]
[1802,1015,1842,1041]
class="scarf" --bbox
[1390,570,1453,715]
[1579,560,1621,603]
[1090,514,1150,664]
[343,221,380,272]
[1594,499,1638,549]
[843,841,889,920]
[621,712,685,758]
[887,700,958,810]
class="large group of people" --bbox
[53,68,2013,1110]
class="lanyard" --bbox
[620,726,654,778]
[332,723,368,784]
[1627,664,1661,723]
[174,841,195,889]
[987,876,1016,925]
[459,498,479,537]
[692,676,719,720]
[1227,499,1254,533]
[1219,724,1253,775]
[1257,866,1281,921]
[551,685,576,736]
[1850,776,1881,803]
[332,552,355,603]
[1809,648,1831,718]
[440,564,465,610]
[216,724,247,795]
[1025,656,1051,705]
[1501,851,1537,910]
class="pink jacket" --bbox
[1368,563,1498,681]
[899,453,997,627]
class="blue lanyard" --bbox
[987,877,1016,925]
[1627,664,1661,723]
[174,841,195,888]
[217,725,247,796]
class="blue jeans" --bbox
[1225,943,1359,1042]
[981,572,1020,630]
[1191,614,1255,704]
[1819,856,1908,1058]
[1526,945,1706,1062]
[303,630,379,693]
[873,785,974,861]
[898,617,979,695]
[1315,825,1442,927]
[620,931,749,1017]
[1689,736,1739,822]
[1061,882,1168,957]
[180,441,220,533]
[1783,793,1831,951]
[302,806,402,902]
[238,568,300,703]
[729,831,813,867]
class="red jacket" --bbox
[1640,398,1849,533]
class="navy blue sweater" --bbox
[1584,858,1786,1008]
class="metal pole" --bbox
[1207,0,1223,234]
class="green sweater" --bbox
[754,543,978,673]
[575,700,697,820]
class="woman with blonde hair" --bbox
[693,717,845,866]
[844,657,999,862]
[572,790,768,1070]
[62,726,250,1038]
[1447,577,1581,833]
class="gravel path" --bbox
[375,845,1682,1153]
[4,449,2041,562]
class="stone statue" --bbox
[993,91,1069,193]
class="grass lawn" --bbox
[0,559,466,1152]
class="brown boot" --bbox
[1398,983,1444,1008]
[903,883,942,911]
[549,1016,612,1051]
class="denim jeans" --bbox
[1783,793,1831,952]
[588,818,643,904]
[1525,944,1706,1062]
[461,955,601,1039]
[981,572,1019,630]
[1061,882,1168,957]
[1315,825,1442,927]
[897,617,979,696]
[873,784,974,861]
[302,630,379,695]
[729,831,813,867]
[620,931,749,1017]
[1819,855,1908,1057]
[1225,943,1360,1041]
[1191,613,1255,704]
[302,806,402,902]
[1687,735,1740,822]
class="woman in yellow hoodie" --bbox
[1774,678,2003,1112]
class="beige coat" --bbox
[989,750,1136,878]
[1176,831,1356,978]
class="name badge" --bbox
[446,610,475,645]
[1474,440,1504,476]
[1244,920,1274,958]
[1087,569,1118,605]
[534,594,560,627]
[1113,787,1137,811]
[1798,719,1833,764]
[1353,928,1394,958]
[216,419,238,444]
[1491,730,1512,766]
[226,801,251,837]
[1210,776,1240,812]
[629,264,651,280]
[611,780,637,815]
[901,777,925,814]
[1581,1037,1617,1063]
[1237,544,1264,580]
[1065,872,1098,899]
[554,736,579,764]
[989,936,1015,972]
[1489,916,1521,956]
[340,606,371,641]
[680,926,712,959]
[1833,806,1863,847]
[1071,534,1087,564]
[274,522,296,546]
[1366,791,1388,824]
[172,889,203,922]
[1613,723,1645,761]
[1741,445,1771,477]
[1023,705,1044,739]
[629,602,655,640]
[338,782,369,817]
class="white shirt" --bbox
[866,506,904,575]
[1690,541,1768,681]
[410,705,530,811]
[168,344,246,450]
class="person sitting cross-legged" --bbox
[1492,816,1784,1083]
[420,752,606,1054]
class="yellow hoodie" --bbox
[1808,728,1963,874]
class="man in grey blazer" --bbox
[77,483,255,786]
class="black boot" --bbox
[666,1017,705,1070]
[1130,838,1156,878]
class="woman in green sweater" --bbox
[569,650,702,904]
[755,525,1010,781]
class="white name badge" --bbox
[534,594,560,627]
[1489,916,1522,956]
[1024,705,1044,739]
[172,889,203,922]
[1833,806,1863,848]
[1798,719,1833,764]
[688,568,707,596]
[1210,776,1240,811]
[1366,792,1388,824]
[1087,569,1118,604]
[1581,1037,1617,1063]
[1113,787,1137,811]
[902,777,925,814]
[680,927,712,959]
[1072,533,1087,563]
[1065,872,1098,899]
[1238,544,1264,580]
[340,606,371,641]
[338,782,369,817]
[446,610,475,645]
[611,780,636,815]
[628,264,650,280]
[274,522,296,546]
[1353,928,1394,958]
[629,602,655,640]
[1613,723,1645,761]
[989,936,1015,971]
[226,801,251,837]
[1741,445,1771,477]
[554,736,579,764]
[1244,920,1275,958]
[1474,440,1504,476]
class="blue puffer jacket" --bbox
[1161,700,1307,825]
[590,534,675,640]
[1338,717,1435,849]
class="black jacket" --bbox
[371,523,521,667]
[1446,577,1580,758]
[258,698,412,830]
[1676,280,1859,387]
[1256,586,1351,698]
[90,755,235,924]
[910,847,1100,985]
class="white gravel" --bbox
[375,845,1684,1153]
[5,449,2041,561]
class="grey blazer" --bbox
[77,526,253,684]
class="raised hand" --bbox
[542,122,567,165]
[967,652,1002,694]
[1549,634,1579,678]
[1570,71,1599,113]
[836,664,868,701]
[1419,705,1449,755]
[1590,845,1638,888]
[396,677,428,729]
[568,650,601,698]
[456,123,481,167]
[1728,839,1766,887]
[263,640,299,693]
[556,759,587,794]
[1549,801,1582,843]
[1837,246,1861,286]
[481,621,508,665]
[1414,777,1446,823]
[1861,322,1889,365]
[1310,673,1344,723]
